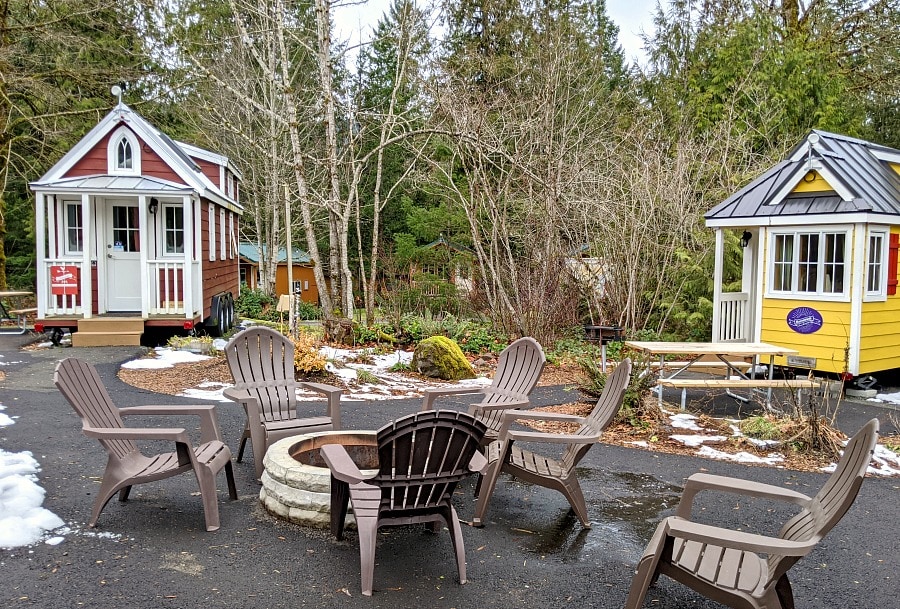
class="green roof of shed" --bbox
[239,243,311,264]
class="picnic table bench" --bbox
[658,378,819,410]
[0,292,34,334]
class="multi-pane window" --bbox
[65,203,83,254]
[164,205,184,255]
[112,205,140,252]
[116,137,133,170]
[770,230,846,296]
[867,233,886,295]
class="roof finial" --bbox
[806,132,820,170]
[110,85,123,106]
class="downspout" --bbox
[711,228,723,341]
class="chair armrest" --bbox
[664,518,816,556]
[505,430,598,444]
[300,382,343,429]
[501,410,586,424]
[420,386,485,411]
[222,386,252,403]
[676,472,812,519]
[83,426,190,444]
[119,404,223,444]
[468,449,489,474]
[471,397,530,411]
[320,444,367,484]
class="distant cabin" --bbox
[29,102,242,346]
[238,243,319,304]
[706,130,900,378]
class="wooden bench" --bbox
[650,361,751,371]
[657,378,819,409]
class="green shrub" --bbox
[235,286,276,321]
[295,301,321,320]
[740,416,782,440]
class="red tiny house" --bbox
[30,102,244,345]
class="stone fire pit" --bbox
[260,430,378,527]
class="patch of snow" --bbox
[671,434,727,447]
[823,442,900,477]
[0,448,65,549]
[670,413,703,431]
[872,391,900,405]
[627,441,650,448]
[121,347,210,369]
[697,445,785,465]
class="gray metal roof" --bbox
[30,174,195,194]
[705,131,900,222]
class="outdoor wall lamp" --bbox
[740,230,752,248]
[148,197,159,215]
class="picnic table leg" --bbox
[766,355,775,408]
[657,355,665,407]
[601,343,607,372]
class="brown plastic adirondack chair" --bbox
[223,326,343,479]
[420,336,545,445]
[472,358,632,527]
[625,417,880,609]
[54,358,237,532]
[320,410,488,596]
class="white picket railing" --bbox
[717,292,749,342]
[147,260,190,315]
[40,259,84,316]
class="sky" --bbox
[4,339,899,549]
[332,0,658,68]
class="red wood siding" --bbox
[65,133,112,177]
[141,146,182,183]
[193,158,220,187]
[199,200,239,320]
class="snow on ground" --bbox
[0,402,65,549]
[121,347,211,369]
[869,390,900,406]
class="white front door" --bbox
[106,202,142,311]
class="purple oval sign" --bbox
[786,307,823,334]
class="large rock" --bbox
[412,336,475,381]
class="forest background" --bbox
[1,0,898,346]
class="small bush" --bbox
[235,286,276,321]
[295,301,321,320]
[356,369,382,385]
[740,415,782,440]
[293,330,327,374]
[578,357,660,426]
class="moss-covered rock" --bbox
[412,336,475,381]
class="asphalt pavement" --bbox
[0,333,897,608]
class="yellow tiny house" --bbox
[706,131,900,378]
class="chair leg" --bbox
[623,523,670,609]
[90,476,125,528]
[236,428,250,463]
[224,461,238,500]
[774,574,794,609]
[559,478,591,528]
[195,466,222,532]
[472,458,503,527]
[356,517,378,596]
[330,477,350,541]
[118,485,132,502]
[444,505,468,584]
[249,426,267,480]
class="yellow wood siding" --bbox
[858,227,900,374]
[760,298,852,374]
[889,162,900,177]
[791,171,833,193]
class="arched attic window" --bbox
[107,126,142,175]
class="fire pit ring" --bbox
[260,430,378,527]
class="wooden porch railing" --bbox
[717,292,749,342]
[148,260,199,315]
[40,259,84,316]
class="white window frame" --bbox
[766,227,850,301]
[229,212,235,259]
[161,203,185,257]
[63,201,83,255]
[219,208,226,259]
[865,229,889,301]
[107,126,141,175]
[208,204,216,261]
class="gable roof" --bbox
[239,243,312,265]
[705,130,900,225]
[31,102,243,214]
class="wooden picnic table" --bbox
[624,341,803,408]
[0,290,35,333]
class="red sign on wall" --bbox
[50,265,80,296]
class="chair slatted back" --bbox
[225,327,296,421]
[768,418,878,581]
[373,410,487,512]
[561,358,632,471]
[54,358,137,460]
[475,337,546,430]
